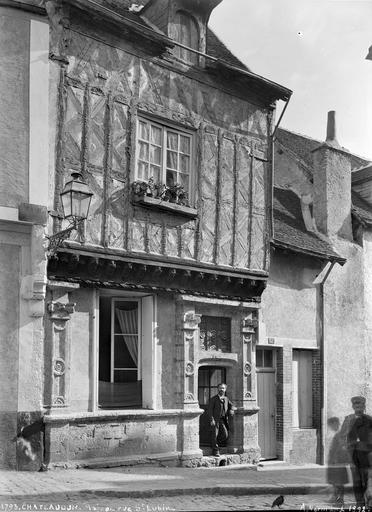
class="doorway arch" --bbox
[198,366,226,446]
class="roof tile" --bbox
[273,187,343,261]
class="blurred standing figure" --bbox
[327,417,349,505]
[341,396,372,507]
[207,383,234,457]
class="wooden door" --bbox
[256,348,276,459]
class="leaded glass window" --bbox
[199,316,231,352]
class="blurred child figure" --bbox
[327,416,349,506]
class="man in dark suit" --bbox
[207,383,234,456]
[342,396,372,507]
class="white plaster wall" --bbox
[363,230,372,400]
[29,19,49,207]
[262,252,321,341]
[324,239,368,426]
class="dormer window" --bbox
[173,11,199,65]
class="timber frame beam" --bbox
[48,250,267,301]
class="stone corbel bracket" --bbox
[48,301,76,322]
[241,316,258,338]
[44,0,71,63]
[21,276,47,318]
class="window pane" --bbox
[199,369,209,387]
[179,173,189,191]
[137,161,148,181]
[150,165,161,183]
[166,170,177,187]
[167,150,178,170]
[114,335,137,368]
[180,155,190,173]
[139,121,149,141]
[139,141,149,161]
[151,125,162,145]
[199,316,231,352]
[210,368,224,387]
[114,302,138,334]
[174,11,198,65]
[150,145,161,165]
[167,132,178,151]
[180,135,190,154]
[264,350,273,368]
[256,349,263,368]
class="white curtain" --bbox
[115,308,138,366]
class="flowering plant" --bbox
[132,178,189,207]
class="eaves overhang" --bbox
[271,238,346,266]
[352,207,372,228]
[48,247,268,301]
[64,0,174,51]
[206,60,292,103]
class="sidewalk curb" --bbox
[2,483,342,501]
[86,484,332,498]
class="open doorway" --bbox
[198,366,226,446]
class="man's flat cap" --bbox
[351,396,366,404]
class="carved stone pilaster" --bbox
[45,299,75,410]
[241,311,258,404]
[182,311,201,408]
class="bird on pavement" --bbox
[271,495,284,508]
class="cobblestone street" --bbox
[0,492,357,511]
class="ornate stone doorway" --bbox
[198,366,226,446]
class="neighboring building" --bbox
[0,0,50,470]
[0,0,292,469]
[258,113,372,464]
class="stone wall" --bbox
[0,8,29,208]
[0,241,20,468]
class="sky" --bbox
[209,0,372,161]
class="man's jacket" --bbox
[208,394,234,426]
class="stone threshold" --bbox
[47,451,259,470]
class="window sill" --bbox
[44,408,203,423]
[133,195,198,218]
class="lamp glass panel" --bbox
[71,191,91,219]
[61,190,73,218]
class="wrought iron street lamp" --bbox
[47,172,93,254]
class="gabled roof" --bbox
[277,128,370,171]
[273,188,345,263]
[352,191,372,226]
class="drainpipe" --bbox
[317,260,336,465]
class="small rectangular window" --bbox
[256,348,274,368]
[292,349,313,428]
[199,316,231,352]
[136,118,193,195]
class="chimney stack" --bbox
[326,111,340,148]
[312,111,352,238]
